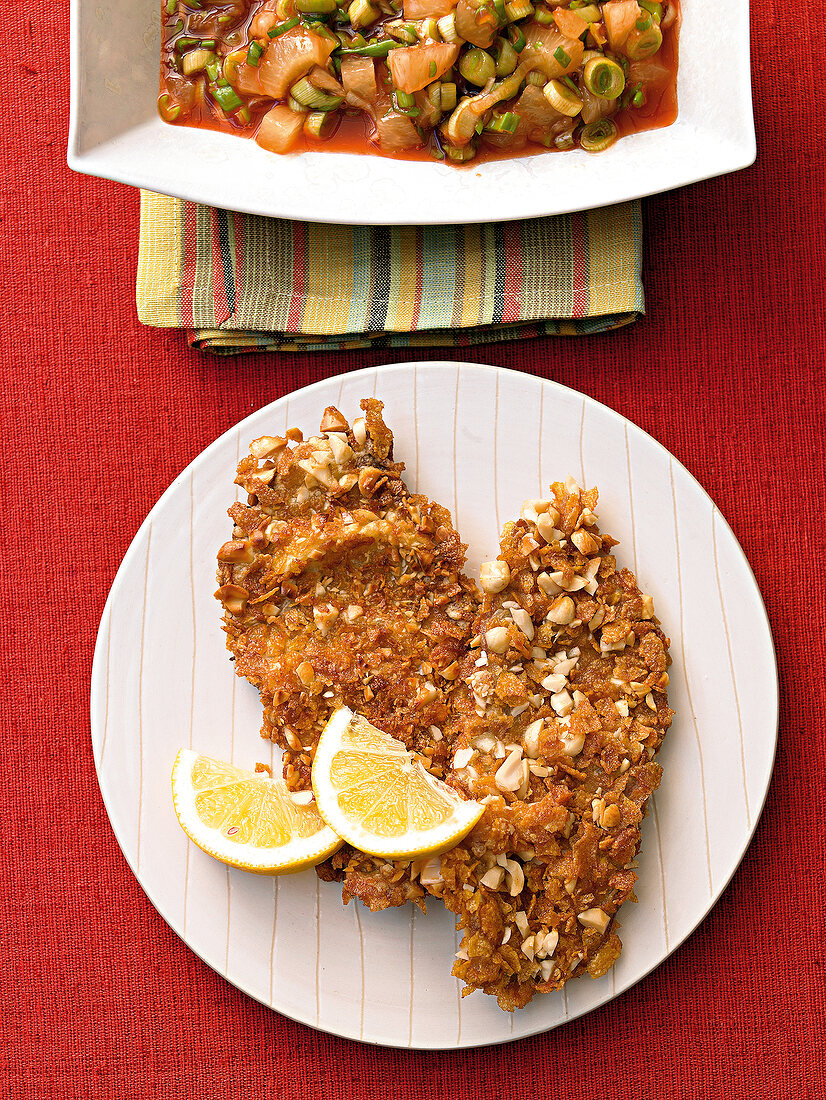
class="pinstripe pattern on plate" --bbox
[89,363,777,1049]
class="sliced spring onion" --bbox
[582,56,625,99]
[506,23,525,51]
[338,39,403,56]
[165,0,177,13]
[211,83,245,112]
[419,16,440,40]
[639,0,663,22]
[296,0,337,10]
[268,16,300,37]
[492,37,517,76]
[444,97,479,145]
[182,48,215,75]
[485,110,519,134]
[625,23,662,58]
[236,106,251,123]
[436,13,458,41]
[579,117,618,152]
[555,129,575,149]
[440,81,457,110]
[459,47,496,87]
[174,36,198,52]
[247,41,264,66]
[386,20,419,43]
[426,83,442,109]
[526,70,545,86]
[348,0,380,30]
[223,49,245,84]
[429,60,438,77]
[393,88,416,108]
[200,39,216,48]
[304,110,339,137]
[290,76,344,110]
[445,142,477,162]
[288,95,309,111]
[543,78,582,116]
[313,25,341,43]
[533,4,554,24]
[571,2,600,18]
[632,86,645,106]
[553,45,570,67]
[504,0,533,22]
[205,58,221,82]
[492,0,507,23]
[157,92,181,121]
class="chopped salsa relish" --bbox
[159,0,679,164]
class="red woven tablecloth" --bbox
[4,8,824,1098]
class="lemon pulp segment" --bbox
[312,708,484,858]
[172,749,342,874]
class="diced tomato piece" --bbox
[255,104,305,152]
[602,0,642,51]
[387,42,461,94]
[403,0,456,16]
[522,26,584,78]
[375,111,422,150]
[258,28,336,100]
[553,8,588,39]
[454,0,497,47]
[341,56,377,103]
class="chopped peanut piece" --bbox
[577,908,610,934]
[480,559,511,594]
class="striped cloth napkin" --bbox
[137,191,644,353]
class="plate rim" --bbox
[90,361,778,1048]
[66,130,757,227]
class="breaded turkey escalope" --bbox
[216,399,477,910]
[216,401,673,1008]
[429,479,673,1009]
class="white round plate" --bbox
[91,362,777,1048]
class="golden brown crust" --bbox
[436,480,672,1009]
[216,399,476,909]
[216,405,673,1011]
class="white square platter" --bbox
[68,2,755,225]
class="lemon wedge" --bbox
[311,707,485,859]
[171,749,343,874]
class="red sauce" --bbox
[159,1,680,166]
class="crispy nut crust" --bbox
[217,405,673,1012]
